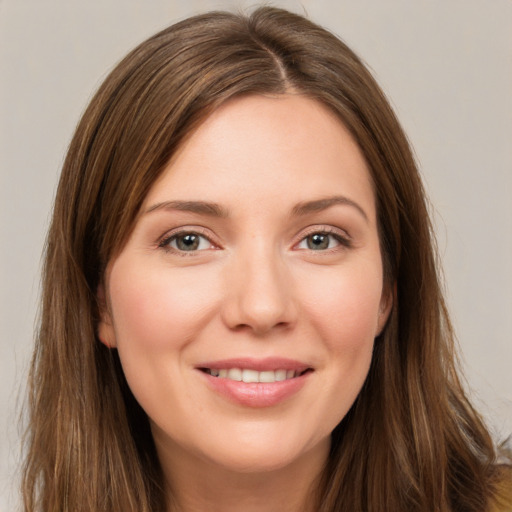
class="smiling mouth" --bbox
[199,368,312,383]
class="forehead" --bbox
[143,94,376,222]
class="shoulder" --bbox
[488,464,512,512]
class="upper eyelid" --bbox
[158,226,218,248]
[294,225,351,242]
[291,225,353,252]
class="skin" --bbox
[99,94,392,511]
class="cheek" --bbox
[108,259,221,352]
[299,261,384,350]
[106,258,224,428]
[291,260,383,438]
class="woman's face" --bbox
[99,95,391,474]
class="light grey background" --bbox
[1,1,511,509]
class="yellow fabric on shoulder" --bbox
[489,466,512,512]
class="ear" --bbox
[97,283,117,348]
[375,282,395,337]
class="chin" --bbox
[211,451,297,474]
[195,430,330,475]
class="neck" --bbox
[155,436,329,512]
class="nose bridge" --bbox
[222,235,295,334]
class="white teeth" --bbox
[275,369,287,381]
[206,368,302,382]
[226,368,242,381]
[242,369,259,383]
[259,370,276,383]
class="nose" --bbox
[220,244,297,336]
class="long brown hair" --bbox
[22,7,511,511]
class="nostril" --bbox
[230,320,291,336]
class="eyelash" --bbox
[295,226,352,252]
[158,228,216,256]
[157,226,352,255]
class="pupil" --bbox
[177,234,199,251]
[308,234,329,250]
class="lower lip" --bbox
[198,371,311,408]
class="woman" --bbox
[22,6,511,511]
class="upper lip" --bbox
[195,357,312,373]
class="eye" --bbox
[296,231,348,251]
[161,231,213,252]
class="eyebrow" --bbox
[145,200,229,217]
[291,195,368,222]
[144,195,368,221]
